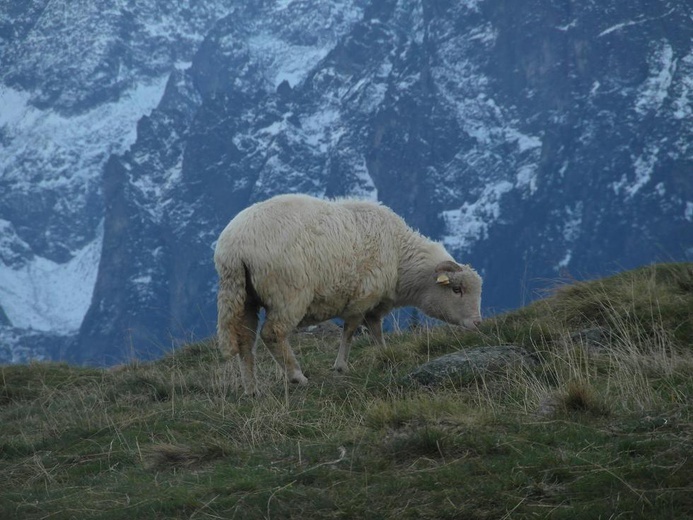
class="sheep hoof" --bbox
[332,364,348,374]
[290,373,309,385]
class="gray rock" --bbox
[570,327,613,352]
[299,320,343,340]
[409,346,537,386]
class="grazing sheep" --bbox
[214,194,482,395]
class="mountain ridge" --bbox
[0,0,691,364]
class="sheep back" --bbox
[214,194,412,326]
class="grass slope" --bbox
[1,263,692,519]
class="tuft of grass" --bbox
[560,379,611,416]
[1,263,692,519]
[145,442,229,470]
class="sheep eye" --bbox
[452,286,462,294]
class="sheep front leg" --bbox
[332,317,361,373]
[364,313,386,348]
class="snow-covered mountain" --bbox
[1,0,691,364]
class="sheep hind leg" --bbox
[235,308,259,396]
[332,317,362,373]
[218,294,259,395]
[260,319,308,385]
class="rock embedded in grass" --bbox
[408,345,538,386]
[569,326,613,352]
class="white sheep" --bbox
[214,193,482,395]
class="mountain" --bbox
[0,0,691,364]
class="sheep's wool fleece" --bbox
[214,194,448,324]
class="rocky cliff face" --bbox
[1,0,691,364]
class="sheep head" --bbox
[420,260,482,329]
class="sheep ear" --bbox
[434,260,464,274]
[436,273,450,285]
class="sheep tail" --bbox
[216,261,247,358]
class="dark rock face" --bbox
[1,1,691,364]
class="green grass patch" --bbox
[1,263,692,518]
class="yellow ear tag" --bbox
[436,274,450,285]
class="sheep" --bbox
[214,193,482,395]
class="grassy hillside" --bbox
[2,263,692,519]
